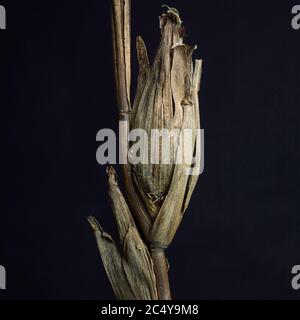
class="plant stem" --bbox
[151,248,172,300]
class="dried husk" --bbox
[122,227,157,300]
[131,12,202,247]
[87,217,135,300]
[88,166,158,300]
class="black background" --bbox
[0,0,299,300]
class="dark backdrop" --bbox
[0,0,299,300]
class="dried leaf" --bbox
[182,59,202,212]
[122,227,158,300]
[132,36,150,113]
[87,216,135,300]
[150,103,195,247]
[104,166,158,299]
[107,166,136,242]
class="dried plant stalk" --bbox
[89,1,202,300]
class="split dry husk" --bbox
[89,0,202,300]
